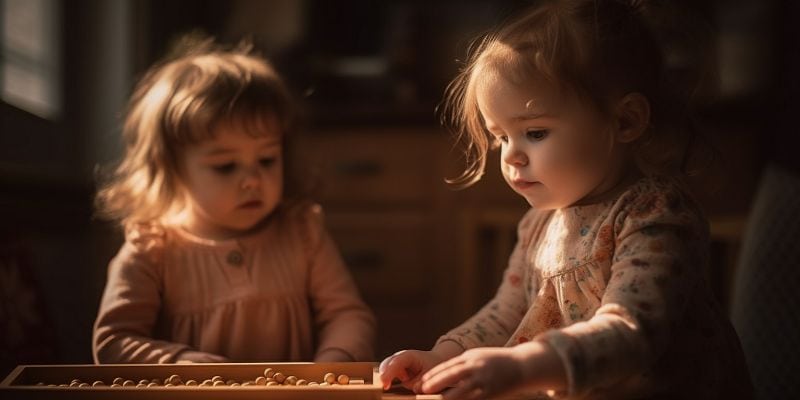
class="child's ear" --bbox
[614,93,650,143]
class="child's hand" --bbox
[378,350,447,392]
[419,347,526,399]
[175,350,229,363]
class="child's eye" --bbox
[212,163,236,174]
[259,157,276,168]
[526,129,548,141]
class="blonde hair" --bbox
[96,39,295,227]
[443,0,708,187]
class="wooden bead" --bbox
[266,381,279,386]
[92,381,105,387]
[167,374,183,385]
[123,380,135,387]
[151,378,162,386]
[212,381,225,387]
[138,379,149,385]
[211,375,224,383]
[263,368,275,378]
[185,379,198,386]
[273,372,286,384]
[285,375,298,385]
[296,379,308,386]
[323,372,336,384]
[337,374,350,385]
[147,382,159,387]
[255,376,267,385]
[78,383,90,387]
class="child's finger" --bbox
[421,359,471,394]
[378,350,405,374]
[378,353,411,389]
[422,353,464,382]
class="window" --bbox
[1,0,61,119]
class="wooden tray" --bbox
[0,362,381,399]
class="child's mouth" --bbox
[238,200,263,209]
[511,179,538,190]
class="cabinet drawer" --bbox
[295,129,445,205]
[325,211,432,301]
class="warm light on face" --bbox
[177,120,284,240]
[476,70,621,210]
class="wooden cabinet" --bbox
[293,127,461,357]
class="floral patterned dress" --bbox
[438,176,753,399]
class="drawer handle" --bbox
[343,250,385,270]
[335,161,383,177]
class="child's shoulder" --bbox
[617,175,700,212]
[613,175,708,230]
[122,221,169,263]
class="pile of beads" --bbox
[32,368,366,388]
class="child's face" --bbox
[179,120,283,239]
[478,76,624,209]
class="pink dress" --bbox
[438,176,753,399]
[93,202,376,363]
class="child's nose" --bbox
[503,142,529,167]
[241,166,262,189]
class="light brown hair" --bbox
[442,0,710,187]
[95,38,295,227]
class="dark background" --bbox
[1,0,798,378]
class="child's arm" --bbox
[534,190,706,397]
[93,241,225,363]
[305,206,377,362]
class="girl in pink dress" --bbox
[93,40,375,364]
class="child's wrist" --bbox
[516,340,568,391]
[430,339,465,362]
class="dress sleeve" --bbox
[92,226,191,363]
[536,184,708,396]
[436,209,540,350]
[303,205,377,361]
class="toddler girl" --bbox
[93,40,376,364]
[380,1,752,398]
